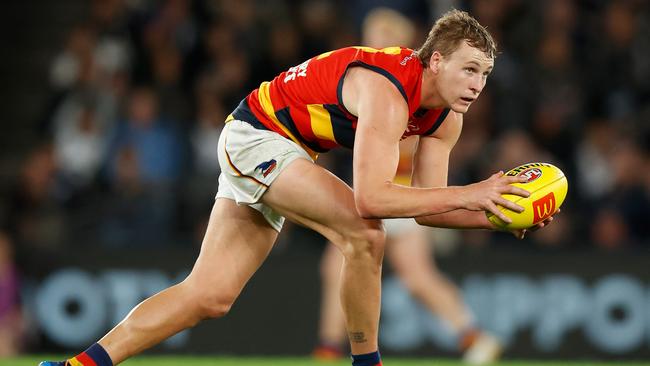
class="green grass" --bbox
[3,356,649,366]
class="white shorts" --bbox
[216,120,313,231]
[383,217,421,236]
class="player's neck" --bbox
[420,67,446,109]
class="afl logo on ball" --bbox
[518,168,542,183]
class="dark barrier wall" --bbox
[381,249,650,360]
[23,246,650,359]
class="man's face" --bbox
[432,41,494,113]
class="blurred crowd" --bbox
[1,0,650,354]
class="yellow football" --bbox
[486,162,568,230]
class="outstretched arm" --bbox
[411,111,532,228]
[344,67,465,218]
[410,111,493,229]
[342,67,527,220]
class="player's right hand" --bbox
[509,208,560,239]
[459,171,530,224]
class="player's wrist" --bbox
[447,186,469,210]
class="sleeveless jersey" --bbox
[226,46,450,159]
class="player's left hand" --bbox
[510,209,560,240]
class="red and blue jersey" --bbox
[227,46,450,159]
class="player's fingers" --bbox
[541,216,554,227]
[489,171,505,180]
[511,229,526,239]
[487,202,512,224]
[497,197,524,213]
[530,222,544,232]
[505,185,530,198]
[518,229,527,240]
[505,175,527,184]
[530,216,553,232]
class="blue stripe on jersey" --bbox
[276,107,330,153]
[349,61,408,102]
[336,61,408,116]
[423,108,450,135]
[324,104,355,148]
[232,99,269,130]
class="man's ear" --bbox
[429,51,442,74]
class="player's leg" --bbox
[385,221,472,332]
[385,220,501,364]
[262,158,385,359]
[214,119,382,359]
[313,241,347,359]
[42,198,278,366]
[99,198,278,363]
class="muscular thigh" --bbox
[188,198,278,295]
[261,158,382,246]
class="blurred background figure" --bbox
[0,231,24,357]
[101,86,185,247]
[312,7,501,364]
[5,144,66,255]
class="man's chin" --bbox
[450,103,470,113]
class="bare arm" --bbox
[412,112,530,228]
[344,67,463,218]
[411,112,492,228]
[342,67,527,220]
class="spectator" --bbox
[101,86,185,247]
[5,144,66,252]
[52,92,114,190]
[4,0,650,259]
[108,86,184,186]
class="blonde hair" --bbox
[416,9,497,66]
[362,7,416,48]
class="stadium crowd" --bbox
[0,0,649,356]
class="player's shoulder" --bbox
[348,66,413,106]
[324,46,417,63]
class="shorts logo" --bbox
[255,159,277,178]
[533,192,556,224]
[518,168,542,183]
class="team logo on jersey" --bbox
[400,51,417,66]
[255,159,277,178]
[518,168,542,183]
[533,192,556,224]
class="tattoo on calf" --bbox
[350,331,367,343]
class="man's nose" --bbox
[470,76,484,94]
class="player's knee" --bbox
[195,292,236,319]
[340,221,386,264]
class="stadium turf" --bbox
[3,356,650,366]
